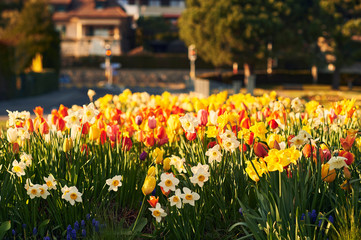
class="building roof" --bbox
[52,0,128,21]
[49,0,72,4]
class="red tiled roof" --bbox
[49,0,71,4]
[52,0,128,21]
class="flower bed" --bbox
[1,90,360,239]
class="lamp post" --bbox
[105,44,112,85]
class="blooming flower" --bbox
[149,203,167,222]
[327,156,348,170]
[147,196,159,208]
[63,186,82,205]
[38,184,50,199]
[12,160,26,177]
[158,173,179,192]
[179,113,200,133]
[82,103,99,124]
[205,144,222,163]
[106,175,122,192]
[169,189,182,208]
[180,187,200,206]
[20,153,32,167]
[190,167,210,187]
[222,138,240,152]
[27,184,40,199]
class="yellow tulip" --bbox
[142,176,156,195]
[147,166,156,177]
[152,148,163,164]
[63,138,73,152]
[163,158,171,171]
[321,164,336,183]
[89,125,100,141]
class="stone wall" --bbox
[60,68,211,90]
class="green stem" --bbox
[132,195,146,232]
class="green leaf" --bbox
[38,219,50,236]
[0,221,11,240]
[132,217,147,234]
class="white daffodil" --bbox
[191,163,209,174]
[158,173,179,192]
[38,184,50,199]
[24,178,34,191]
[44,174,57,190]
[169,189,182,209]
[12,160,26,177]
[180,187,200,206]
[27,184,41,199]
[106,175,123,192]
[63,186,82,205]
[20,153,32,167]
[297,130,312,141]
[190,168,210,187]
[169,155,186,173]
[82,103,99,124]
[64,110,81,129]
[205,144,222,163]
[220,129,237,141]
[328,156,348,170]
[291,97,303,112]
[149,203,167,222]
[179,113,200,133]
[222,138,240,152]
[289,136,306,149]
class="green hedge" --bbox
[197,69,361,86]
[0,43,16,100]
[62,54,215,69]
[19,70,58,97]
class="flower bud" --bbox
[147,166,156,177]
[142,176,156,195]
[140,151,148,161]
[40,121,49,135]
[253,142,269,158]
[7,128,18,143]
[163,157,171,171]
[63,138,73,152]
[135,115,143,126]
[344,166,351,179]
[152,147,163,164]
[197,109,208,127]
[148,116,157,129]
[321,164,336,183]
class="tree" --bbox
[2,0,60,74]
[179,0,316,86]
[320,0,361,89]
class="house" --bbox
[49,0,133,57]
[118,0,185,21]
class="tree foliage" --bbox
[2,0,60,74]
[320,0,361,89]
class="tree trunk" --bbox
[332,67,340,90]
[244,63,256,96]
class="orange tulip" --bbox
[25,119,34,133]
[147,196,159,208]
[321,164,336,183]
[253,142,269,158]
[33,106,43,118]
[340,135,355,151]
[338,150,354,165]
[40,121,49,135]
